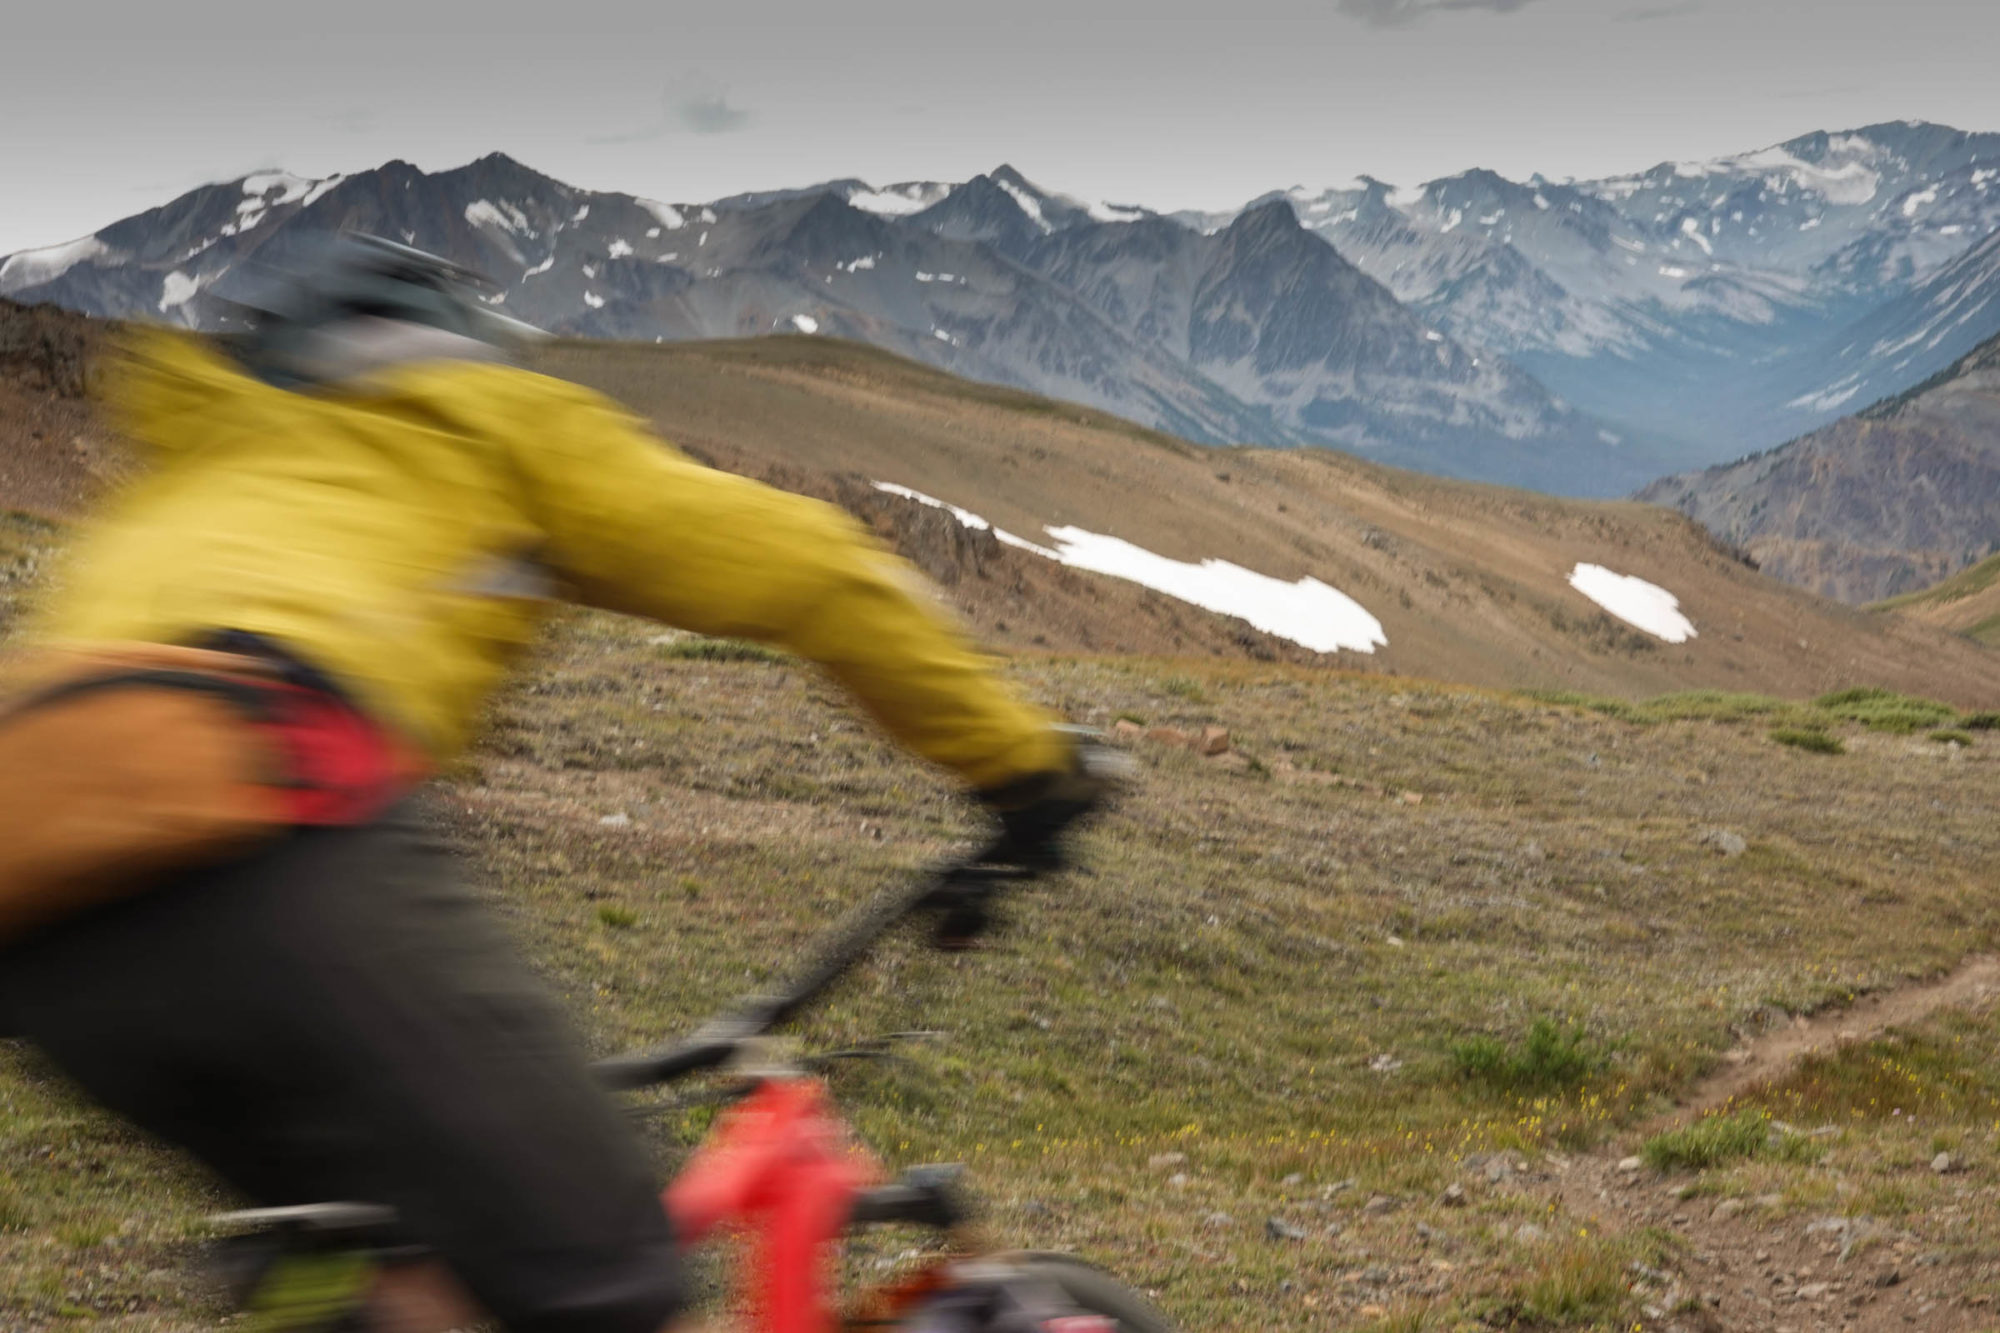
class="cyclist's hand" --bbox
[975,727,1133,871]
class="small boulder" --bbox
[1440,1183,1467,1207]
[1712,1199,1747,1222]
[1112,719,1144,739]
[1146,726,1190,747]
[1698,828,1748,857]
[1197,725,1230,756]
[1265,1217,1307,1242]
[1931,1151,1957,1174]
[1617,1156,1644,1174]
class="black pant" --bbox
[0,807,682,1333]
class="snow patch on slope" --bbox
[993,177,1055,234]
[639,200,685,230]
[1567,564,1697,642]
[0,236,110,293]
[872,482,1386,654]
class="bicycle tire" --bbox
[1003,1252,1181,1333]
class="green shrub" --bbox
[1812,687,1957,734]
[1931,729,1975,746]
[656,636,791,664]
[1640,1109,1821,1171]
[1159,675,1208,702]
[1958,712,2000,731]
[1770,727,1843,754]
[1633,690,1785,723]
[1450,1018,1606,1093]
[595,905,639,930]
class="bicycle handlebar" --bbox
[591,853,1035,1092]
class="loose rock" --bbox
[1698,828,1748,857]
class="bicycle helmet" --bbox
[228,232,543,388]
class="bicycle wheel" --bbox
[1000,1252,1181,1333]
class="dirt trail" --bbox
[1652,955,2000,1131]
[1508,956,2000,1332]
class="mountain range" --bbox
[7,122,2000,498]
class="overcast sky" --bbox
[7,0,2000,255]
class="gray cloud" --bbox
[587,77,752,144]
[1615,1,1702,21]
[677,92,750,135]
[1337,0,1543,26]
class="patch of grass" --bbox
[1960,711,2000,731]
[1770,727,1844,754]
[1450,1018,1608,1094]
[1113,711,1146,727]
[1158,675,1207,703]
[1494,1230,1677,1330]
[1526,688,1792,727]
[656,636,792,664]
[1521,689,1637,721]
[1813,687,1958,734]
[595,905,640,930]
[1641,1109,1820,1172]
[1931,729,1975,746]
[1353,1302,1447,1332]
[1750,1017,2000,1127]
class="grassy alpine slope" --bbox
[9,605,2000,1330]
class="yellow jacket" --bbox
[35,331,1061,790]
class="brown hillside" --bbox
[0,300,115,516]
[535,335,2000,706]
[3,313,1997,705]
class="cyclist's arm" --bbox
[510,385,1066,792]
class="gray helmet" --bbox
[230,232,543,387]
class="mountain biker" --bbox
[0,235,1116,1333]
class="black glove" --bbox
[974,726,1132,872]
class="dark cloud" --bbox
[1336,0,1543,26]
[1615,1,1702,21]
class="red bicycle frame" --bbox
[667,1075,887,1333]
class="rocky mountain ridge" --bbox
[1638,327,2000,603]
[10,122,2000,494]
[0,157,1659,497]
